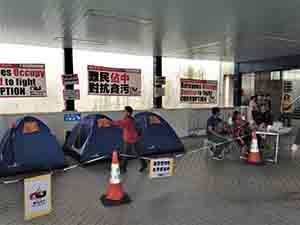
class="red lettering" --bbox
[13,69,18,76]
[111,73,120,83]
[120,73,129,83]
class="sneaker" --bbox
[212,155,223,160]
[209,147,215,156]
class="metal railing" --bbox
[291,95,300,112]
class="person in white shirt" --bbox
[247,95,258,129]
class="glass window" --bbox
[271,71,280,80]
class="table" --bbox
[256,127,293,163]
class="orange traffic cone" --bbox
[247,131,262,165]
[100,150,131,206]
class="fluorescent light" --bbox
[54,37,107,45]
[85,9,152,25]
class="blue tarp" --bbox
[64,114,123,162]
[0,116,65,176]
[134,112,184,155]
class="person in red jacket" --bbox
[111,106,147,173]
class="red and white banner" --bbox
[180,79,217,104]
[61,74,79,86]
[0,64,47,97]
[87,65,141,96]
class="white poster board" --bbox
[180,79,217,104]
[149,158,174,178]
[0,64,47,97]
[24,174,52,220]
[87,65,141,96]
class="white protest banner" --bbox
[61,74,79,86]
[0,64,47,97]
[149,158,174,178]
[87,65,141,96]
[180,79,217,104]
[63,89,80,100]
[24,174,52,220]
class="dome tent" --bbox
[0,116,65,177]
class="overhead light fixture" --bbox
[168,42,221,56]
[85,9,153,25]
[54,37,107,45]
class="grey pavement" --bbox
[1,136,300,225]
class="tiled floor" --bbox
[1,136,300,225]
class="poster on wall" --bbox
[180,79,218,104]
[87,65,141,96]
[24,174,52,220]
[0,64,47,97]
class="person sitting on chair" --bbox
[207,107,228,160]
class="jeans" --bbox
[121,141,146,170]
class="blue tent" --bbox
[134,112,184,155]
[64,114,123,162]
[0,116,65,177]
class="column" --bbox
[64,48,75,111]
[233,63,242,106]
[153,56,162,108]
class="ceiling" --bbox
[2,0,300,62]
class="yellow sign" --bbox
[24,174,52,220]
[149,158,174,178]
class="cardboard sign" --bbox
[180,79,217,104]
[61,74,79,86]
[149,158,174,178]
[0,64,47,97]
[87,65,141,96]
[63,89,80,100]
[24,174,52,220]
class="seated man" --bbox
[206,107,228,160]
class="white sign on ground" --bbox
[24,174,52,220]
[149,158,174,178]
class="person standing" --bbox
[247,95,258,130]
[281,94,292,127]
[111,106,147,173]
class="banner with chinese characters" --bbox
[0,64,47,97]
[87,65,141,96]
[180,79,217,104]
